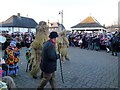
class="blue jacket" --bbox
[40,40,58,73]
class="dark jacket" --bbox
[95,38,100,46]
[40,40,58,73]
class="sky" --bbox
[0,0,119,30]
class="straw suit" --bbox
[29,21,49,78]
[57,31,69,62]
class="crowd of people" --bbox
[2,32,35,50]
[67,31,120,56]
[0,32,35,89]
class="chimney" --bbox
[17,13,20,16]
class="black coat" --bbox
[40,40,58,73]
[95,38,100,46]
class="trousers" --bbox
[38,72,56,90]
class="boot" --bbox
[37,87,43,90]
[33,75,37,79]
[112,52,114,56]
[66,58,70,61]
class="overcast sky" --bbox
[0,0,119,30]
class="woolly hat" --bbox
[49,31,58,39]
[10,41,16,47]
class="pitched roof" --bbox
[107,25,120,28]
[49,22,65,30]
[49,22,59,28]
[71,16,105,29]
[0,15,38,28]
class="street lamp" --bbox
[59,10,63,31]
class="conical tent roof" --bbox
[80,16,99,24]
[71,16,105,30]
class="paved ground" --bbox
[1,47,119,89]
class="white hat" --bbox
[10,41,16,47]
